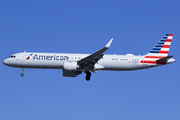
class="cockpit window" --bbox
[9,55,16,58]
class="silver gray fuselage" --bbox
[3,52,175,71]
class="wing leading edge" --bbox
[78,38,113,69]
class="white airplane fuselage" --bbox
[3,52,175,71]
[3,34,176,80]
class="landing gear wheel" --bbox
[20,68,24,77]
[86,76,90,81]
[87,72,91,76]
[20,73,24,77]
[85,71,91,81]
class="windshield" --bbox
[9,55,16,58]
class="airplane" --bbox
[3,34,176,81]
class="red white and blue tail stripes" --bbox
[140,34,173,64]
[148,34,173,56]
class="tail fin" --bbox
[146,34,173,57]
[140,34,174,64]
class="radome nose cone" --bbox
[3,59,8,65]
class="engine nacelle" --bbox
[63,70,82,77]
[63,62,79,71]
[63,69,77,77]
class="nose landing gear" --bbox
[20,73,24,77]
[20,68,24,77]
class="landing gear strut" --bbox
[20,68,24,77]
[85,71,91,81]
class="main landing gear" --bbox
[85,71,91,81]
[20,68,24,77]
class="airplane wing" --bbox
[77,38,113,70]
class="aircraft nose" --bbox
[3,59,9,65]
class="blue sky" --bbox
[0,0,180,120]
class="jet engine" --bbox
[63,62,81,77]
[63,61,79,71]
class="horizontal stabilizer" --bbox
[156,55,174,62]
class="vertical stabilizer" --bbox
[146,34,173,57]
[140,34,174,64]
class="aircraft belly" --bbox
[100,61,147,71]
[13,60,63,69]
[28,60,63,69]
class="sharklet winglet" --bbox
[105,38,113,48]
